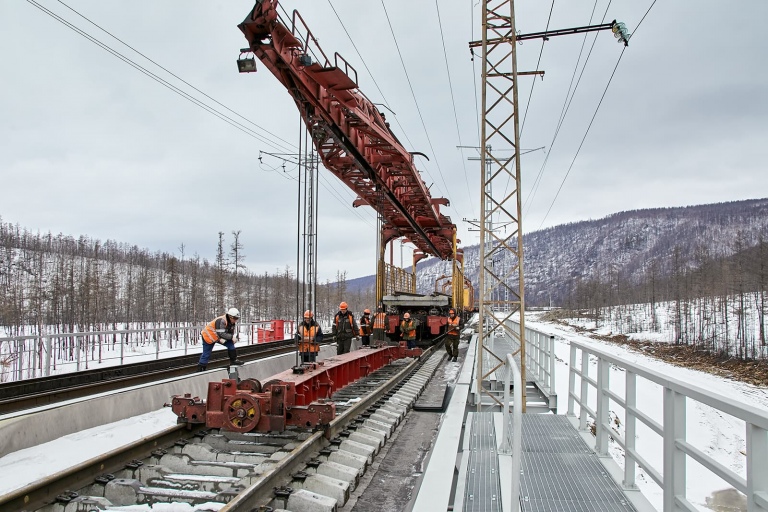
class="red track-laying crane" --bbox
[238,0,456,260]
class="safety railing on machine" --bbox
[568,339,768,511]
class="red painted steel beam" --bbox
[170,344,422,433]
[238,1,456,260]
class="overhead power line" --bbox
[379,0,452,204]
[434,0,475,214]
[26,0,295,154]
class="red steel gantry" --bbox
[238,0,456,260]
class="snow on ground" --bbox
[525,311,766,511]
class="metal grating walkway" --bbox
[464,412,502,512]
[520,415,637,511]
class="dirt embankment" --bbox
[546,313,768,387]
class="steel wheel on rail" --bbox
[223,394,261,433]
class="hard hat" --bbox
[364,308,371,314]
[227,307,240,319]
[340,302,348,309]
[304,310,312,318]
[403,312,411,319]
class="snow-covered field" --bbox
[525,311,767,511]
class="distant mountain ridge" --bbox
[347,198,768,306]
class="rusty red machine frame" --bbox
[171,344,421,433]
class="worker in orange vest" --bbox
[198,307,243,371]
[359,309,372,346]
[400,312,418,349]
[332,302,358,355]
[372,306,387,343]
[445,308,463,362]
[297,310,323,363]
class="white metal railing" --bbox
[505,319,557,408]
[0,320,294,382]
[500,353,523,511]
[568,339,768,511]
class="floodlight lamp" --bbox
[237,56,257,73]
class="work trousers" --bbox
[445,334,459,358]
[301,351,318,363]
[337,334,353,355]
[372,328,387,343]
[199,338,235,365]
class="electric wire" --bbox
[435,0,475,215]
[524,0,606,214]
[535,0,658,228]
[379,0,452,203]
[537,46,626,228]
[324,0,417,152]
[34,0,377,236]
[519,0,556,138]
[54,0,296,153]
[26,0,292,154]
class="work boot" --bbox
[452,356,458,362]
[228,350,244,366]
[197,364,207,372]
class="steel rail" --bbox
[0,339,334,415]
[220,345,435,511]
[0,423,205,511]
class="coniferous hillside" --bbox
[407,198,768,309]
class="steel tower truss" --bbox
[475,0,527,410]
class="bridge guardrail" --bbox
[504,319,557,410]
[568,339,768,511]
[0,321,294,382]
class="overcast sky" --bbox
[2,0,766,281]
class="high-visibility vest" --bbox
[373,312,386,330]
[201,315,229,344]
[447,316,461,336]
[400,319,417,340]
[299,323,320,353]
[359,315,372,336]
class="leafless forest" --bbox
[0,221,376,337]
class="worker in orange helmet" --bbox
[445,308,463,362]
[297,310,323,363]
[400,311,418,349]
[359,308,372,347]
[332,301,358,355]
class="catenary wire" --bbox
[535,0,658,228]
[435,0,475,215]
[324,0,418,153]
[54,0,296,153]
[379,0,452,203]
[26,0,292,154]
[524,0,605,215]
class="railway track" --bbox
[3,347,444,512]
[0,339,328,415]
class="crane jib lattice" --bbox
[238,0,456,260]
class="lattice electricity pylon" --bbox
[472,0,528,411]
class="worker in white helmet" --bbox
[198,307,243,371]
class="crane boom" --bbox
[238,0,456,260]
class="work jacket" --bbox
[359,314,372,336]
[201,315,236,344]
[400,318,417,341]
[333,311,358,338]
[299,320,323,353]
[446,315,463,336]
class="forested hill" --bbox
[394,197,768,308]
